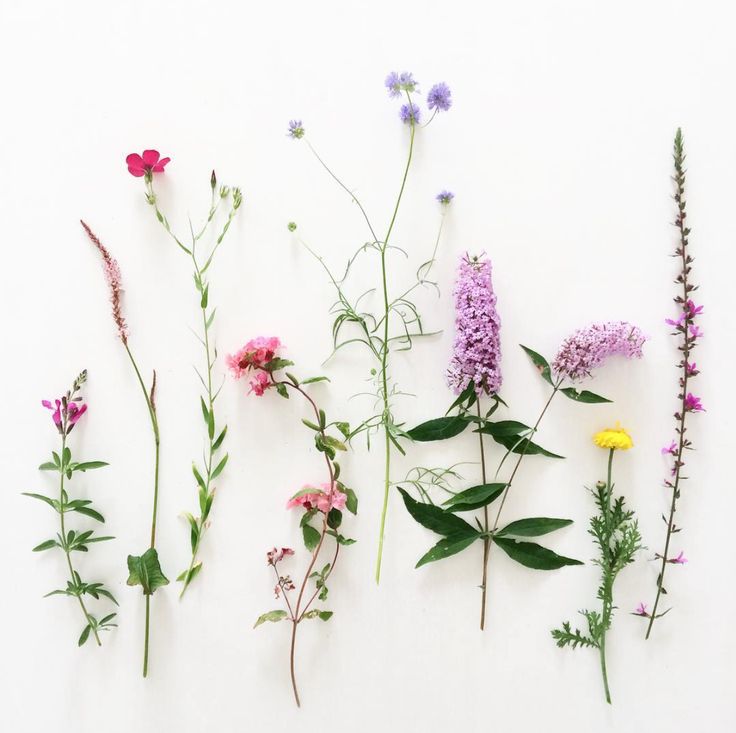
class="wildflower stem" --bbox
[598,448,615,704]
[477,399,490,631]
[375,104,416,585]
[646,128,691,639]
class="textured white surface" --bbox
[1,1,733,730]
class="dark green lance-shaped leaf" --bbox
[211,453,228,479]
[416,533,480,568]
[493,434,564,459]
[73,461,109,472]
[406,415,468,442]
[71,506,105,523]
[38,462,59,471]
[476,420,530,438]
[344,487,358,515]
[445,380,477,415]
[302,524,321,551]
[520,344,553,385]
[560,387,612,404]
[212,425,228,451]
[192,464,206,490]
[22,492,60,510]
[254,610,288,628]
[126,548,169,595]
[492,537,583,570]
[442,483,506,512]
[496,517,574,538]
[32,539,59,552]
[78,624,92,647]
[398,488,477,537]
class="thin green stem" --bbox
[143,596,151,677]
[599,448,615,704]
[477,399,490,631]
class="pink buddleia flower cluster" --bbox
[552,321,646,381]
[227,336,282,396]
[446,253,502,396]
[287,482,347,514]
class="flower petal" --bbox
[142,149,160,166]
[152,156,170,172]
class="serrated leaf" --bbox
[442,483,506,513]
[416,533,479,567]
[496,517,573,538]
[126,548,169,595]
[254,610,288,628]
[406,416,468,442]
[560,387,612,404]
[492,537,583,570]
[398,488,477,537]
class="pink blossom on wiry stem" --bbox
[287,483,347,514]
[227,337,282,396]
[684,393,704,412]
[670,551,688,564]
[267,547,295,566]
[81,221,129,344]
[126,149,170,178]
[661,440,677,456]
[447,253,502,396]
[42,397,87,435]
[552,321,646,381]
[634,602,649,617]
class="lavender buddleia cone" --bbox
[447,253,502,396]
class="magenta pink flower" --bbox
[42,399,62,428]
[287,483,347,514]
[689,325,703,340]
[665,314,685,327]
[126,149,171,178]
[661,440,677,456]
[43,398,87,434]
[685,300,704,318]
[67,402,87,425]
[249,371,270,397]
[227,337,282,378]
[670,551,688,564]
[634,602,649,617]
[685,361,699,376]
[684,393,704,412]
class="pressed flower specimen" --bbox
[25,371,117,646]
[288,70,452,582]
[642,129,703,638]
[552,425,643,704]
[403,318,647,627]
[230,338,357,707]
[82,221,167,676]
[126,151,242,596]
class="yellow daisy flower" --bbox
[593,424,633,451]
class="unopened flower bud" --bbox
[288,222,297,232]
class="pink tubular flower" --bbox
[287,483,347,514]
[267,547,295,566]
[684,393,704,412]
[552,321,647,381]
[227,337,282,377]
[42,399,62,429]
[685,300,703,318]
[249,371,270,396]
[689,325,703,340]
[670,551,688,564]
[43,397,87,434]
[661,440,677,456]
[126,149,170,177]
[634,602,649,617]
[67,402,88,426]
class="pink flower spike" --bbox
[684,393,704,412]
[670,551,688,564]
[634,602,648,617]
[661,440,677,456]
[126,149,170,177]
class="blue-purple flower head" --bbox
[385,70,418,97]
[287,120,305,139]
[552,321,647,381]
[447,253,502,396]
[400,102,421,125]
[436,190,454,205]
[427,82,452,112]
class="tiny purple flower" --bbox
[685,300,704,318]
[685,361,699,376]
[684,393,704,412]
[400,102,421,125]
[427,82,452,112]
[661,440,677,456]
[634,602,649,617]
[287,120,305,139]
[689,325,703,339]
[670,551,688,564]
[436,190,454,205]
[385,70,418,96]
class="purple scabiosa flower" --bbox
[436,190,454,205]
[385,71,418,97]
[552,321,647,381]
[447,253,502,396]
[400,102,421,125]
[427,82,452,112]
[287,120,305,139]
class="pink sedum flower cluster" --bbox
[227,336,282,396]
[287,483,347,514]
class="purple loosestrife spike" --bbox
[447,253,502,396]
[400,102,421,124]
[427,82,452,112]
[552,321,646,381]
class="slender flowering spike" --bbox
[552,321,647,381]
[447,253,502,396]
[81,221,129,344]
[436,190,454,205]
[400,102,421,124]
[287,120,305,139]
[427,82,452,112]
[126,149,170,178]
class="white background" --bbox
[1,1,733,730]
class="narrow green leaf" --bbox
[78,624,91,646]
[72,506,105,523]
[212,425,228,451]
[560,387,612,404]
[398,488,477,537]
[492,537,583,570]
[200,397,209,423]
[211,453,228,479]
[416,533,479,567]
[38,462,58,471]
[476,420,530,438]
[254,610,288,628]
[493,434,564,459]
[73,461,109,472]
[520,344,553,385]
[301,376,330,385]
[406,416,468,442]
[496,517,574,538]
[192,464,206,490]
[32,539,58,552]
[302,418,321,431]
[22,492,59,510]
[442,483,506,513]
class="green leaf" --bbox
[73,461,109,472]
[303,609,333,621]
[32,539,59,552]
[38,462,58,471]
[520,345,553,385]
[212,425,228,451]
[492,537,583,570]
[200,396,209,424]
[335,421,351,439]
[78,624,92,647]
[192,464,206,490]
[344,487,358,515]
[445,380,477,415]
[416,533,479,567]
[302,418,321,431]
[275,383,289,399]
[211,453,228,479]
[254,610,288,628]
[126,548,169,595]
[327,508,342,530]
[496,517,574,538]
[322,435,347,452]
[302,524,321,551]
[476,420,530,438]
[200,284,209,309]
[398,488,477,537]
[301,376,330,385]
[442,483,506,513]
[406,416,468,442]
[176,562,202,585]
[560,387,612,404]
[71,506,105,523]
[22,492,59,510]
[493,434,564,459]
